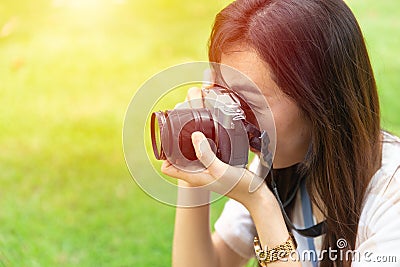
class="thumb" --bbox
[191,131,220,170]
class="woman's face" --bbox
[220,45,311,168]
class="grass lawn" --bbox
[0,0,399,266]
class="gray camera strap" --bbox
[270,167,327,237]
[243,120,326,237]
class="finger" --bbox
[191,131,227,177]
[242,167,266,193]
[185,87,204,108]
[185,87,202,101]
[161,160,214,187]
[161,160,171,171]
[191,131,263,196]
[161,160,183,179]
[202,68,214,88]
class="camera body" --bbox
[200,87,249,166]
[151,87,251,168]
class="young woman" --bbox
[161,0,400,266]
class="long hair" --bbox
[208,0,381,266]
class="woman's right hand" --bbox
[169,87,257,267]
[176,86,204,190]
[185,86,204,109]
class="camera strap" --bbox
[243,120,272,169]
[242,118,327,237]
[270,165,327,238]
[243,119,327,237]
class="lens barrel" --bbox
[151,111,167,160]
[151,108,216,164]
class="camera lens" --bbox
[151,111,167,160]
[151,108,216,164]
[177,109,215,161]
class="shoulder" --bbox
[368,131,400,191]
[365,132,400,199]
[357,131,400,251]
[380,131,400,173]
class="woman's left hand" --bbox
[164,131,298,260]
[161,131,275,209]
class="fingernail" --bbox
[192,132,204,158]
[191,132,204,144]
[196,148,202,159]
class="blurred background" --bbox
[0,0,399,266]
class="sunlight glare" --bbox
[52,0,126,9]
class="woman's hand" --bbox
[167,87,299,266]
[162,131,277,210]
[162,130,294,253]
[162,86,276,209]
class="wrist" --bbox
[245,183,290,248]
[177,180,210,207]
[244,183,278,214]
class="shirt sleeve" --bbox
[214,199,257,259]
[353,165,400,266]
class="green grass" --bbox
[0,0,399,266]
[346,0,400,133]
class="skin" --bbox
[162,45,310,267]
[219,45,312,168]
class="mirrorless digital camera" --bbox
[151,86,264,168]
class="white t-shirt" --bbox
[214,131,400,266]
